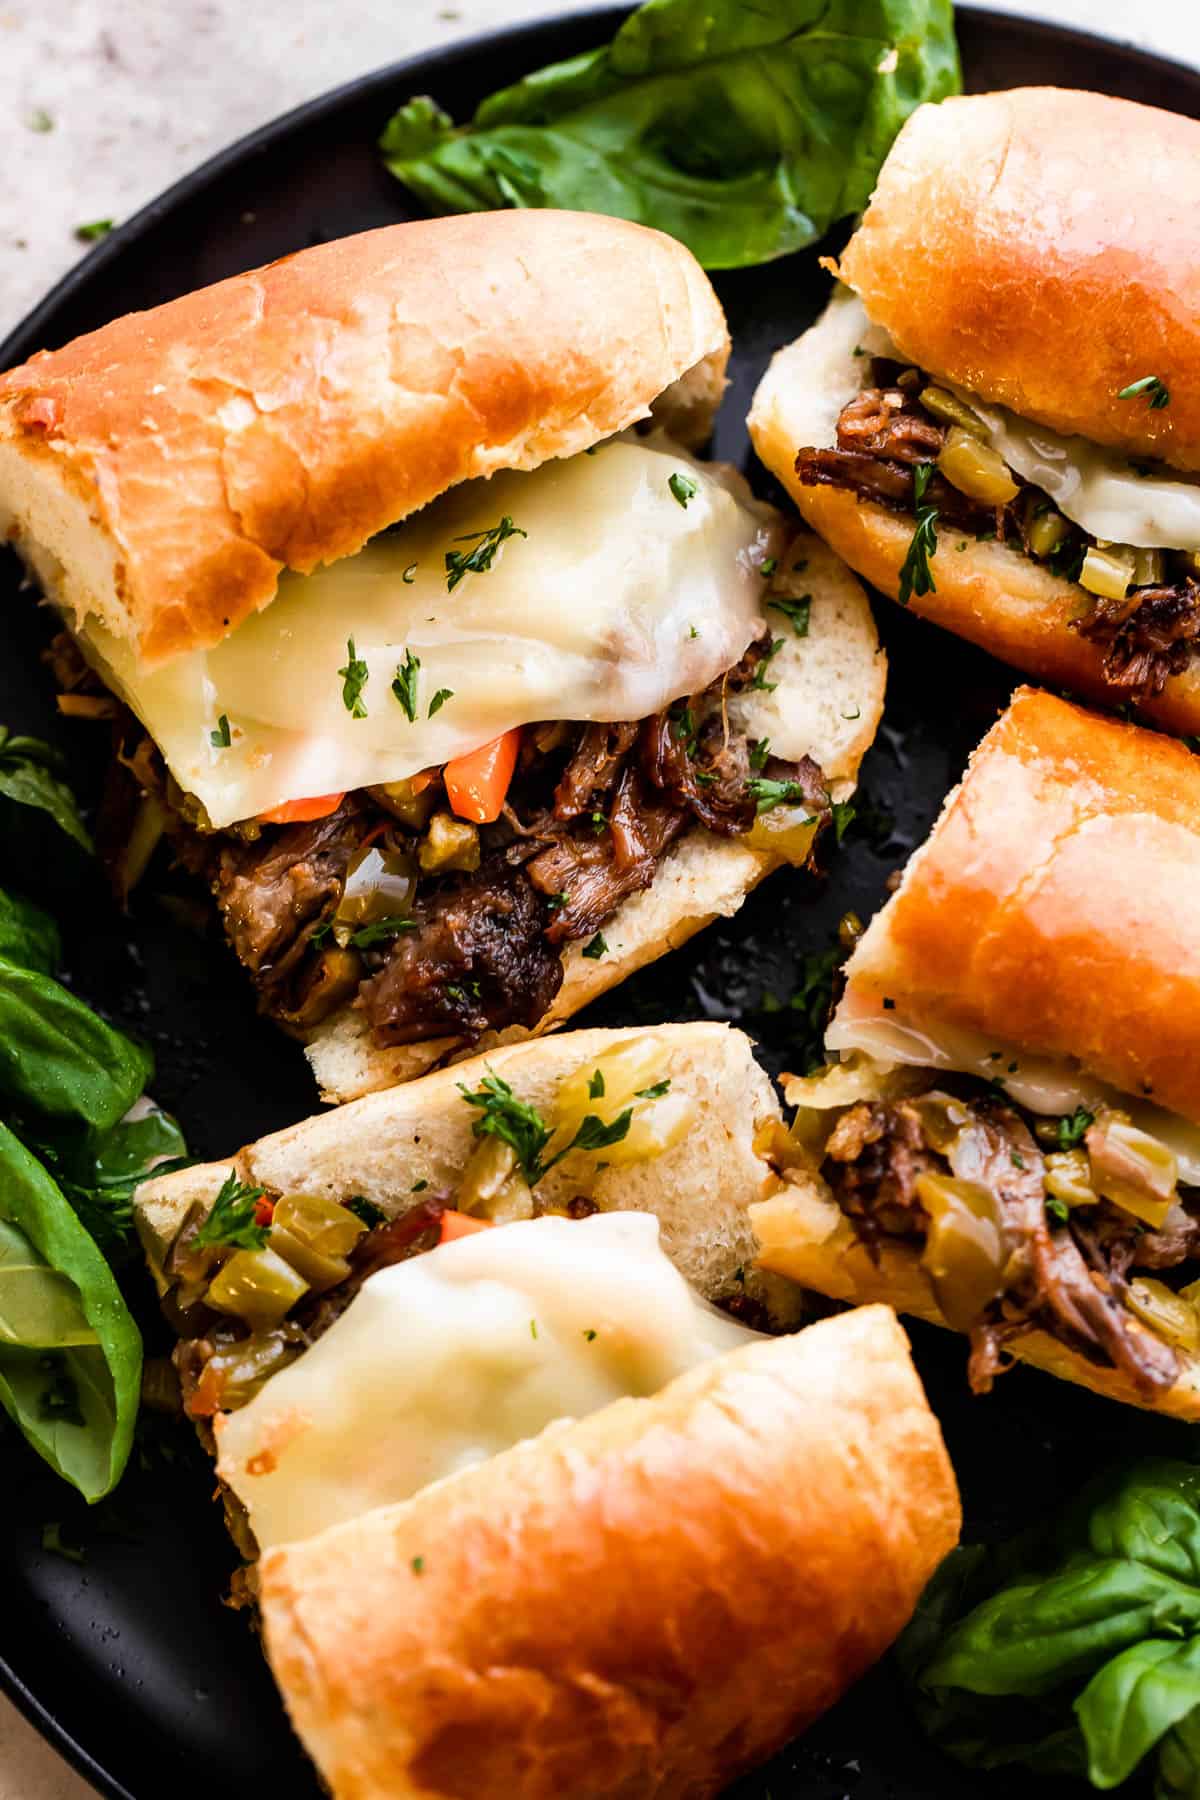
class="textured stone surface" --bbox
[0,1,1195,1796]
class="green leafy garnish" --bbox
[1045,1195,1070,1225]
[759,945,843,1077]
[768,594,811,637]
[898,462,938,605]
[391,649,420,722]
[444,516,526,591]
[1055,1106,1095,1151]
[459,1069,631,1183]
[428,688,454,717]
[831,799,856,843]
[588,1070,605,1099]
[0,727,93,852]
[75,219,113,242]
[582,932,608,959]
[749,638,785,692]
[347,916,417,949]
[635,1080,671,1100]
[27,108,54,133]
[379,0,961,271]
[210,714,231,749]
[746,777,816,817]
[668,471,699,508]
[346,1195,386,1229]
[1117,374,1171,410]
[193,1173,268,1252]
[338,638,369,719]
[748,738,770,772]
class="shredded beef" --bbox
[553,722,640,820]
[1074,581,1200,698]
[835,385,946,464]
[527,773,688,942]
[822,1089,1182,1398]
[796,447,1002,536]
[358,856,563,1046]
[215,802,361,984]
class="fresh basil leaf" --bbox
[0,960,151,1132]
[380,0,960,270]
[1076,1638,1200,1789]
[923,1561,1200,1700]
[0,887,61,975]
[0,728,92,853]
[1073,1460,1200,1589]
[1158,1702,1200,1798]
[39,1104,189,1260]
[0,1123,140,1500]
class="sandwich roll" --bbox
[2,212,884,1103]
[750,89,1200,736]
[751,689,1200,1418]
[257,1305,960,1800]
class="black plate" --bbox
[2,10,1199,1798]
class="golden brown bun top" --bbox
[0,211,728,664]
[846,687,1200,1126]
[259,1307,959,1800]
[840,88,1200,470]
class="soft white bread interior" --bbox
[305,531,886,1103]
[136,1021,787,1309]
[748,288,1200,736]
[0,211,729,666]
[839,88,1200,468]
[257,1305,960,1800]
[752,1178,1200,1422]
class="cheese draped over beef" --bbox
[828,983,1200,1186]
[79,437,778,830]
[214,1211,758,1550]
[828,288,1200,555]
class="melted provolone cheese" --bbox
[215,1211,757,1549]
[83,437,777,829]
[958,391,1200,553]
[828,984,1200,1184]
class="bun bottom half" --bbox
[751,1184,1200,1422]
[749,300,1200,740]
[258,1305,960,1800]
[305,532,886,1103]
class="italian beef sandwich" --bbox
[754,688,1200,1418]
[0,209,883,1105]
[751,87,1200,735]
[134,1020,959,1799]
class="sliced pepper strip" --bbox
[443,729,521,824]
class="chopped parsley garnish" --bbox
[688,623,699,639]
[445,516,526,591]
[411,1180,428,1193]
[391,649,420,721]
[759,556,778,578]
[671,706,697,752]
[582,931,608,959]
[411,1555,426,1575]
[346,1195,386,1229]
[75,218,113,242]
[591,811,609,834]
[898,462,938,606]
[1117,374,1170,410]
[545,891,569,911]
[428,687,453,718]
[749,638,785,692]
[831,799,856,843]
[668,470,699,508]
[1046,1196,1070,1226]
[210,713,231,749]
[768,594,811,637]
[27,108,54,133]
[746,776,816,817]
[402,562,418,584]
[635,1079,671,1100]
[749,737,770,771]
[1011,1151,1026,1170]
[1056,1106,1095,1151]
[194,1172,269,1251]
[530,1318,538,1339]
[588,1070,605,1099]
[339,637,369,718]
[348,915,417,948]
[458,1068,631,1183]
[309,918,333,946]
[583,1328,597,1342]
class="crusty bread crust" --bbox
[304,533,886,1103]
[843,687,1200,1130]
[0,212,728,665]
[135,1022,787,1309]
[752,1183,1200,1421]
[748,290,1200,736]
[257,1306,960,1800]
[840,88,1200,470]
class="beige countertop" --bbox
[1,1,1197,1796]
